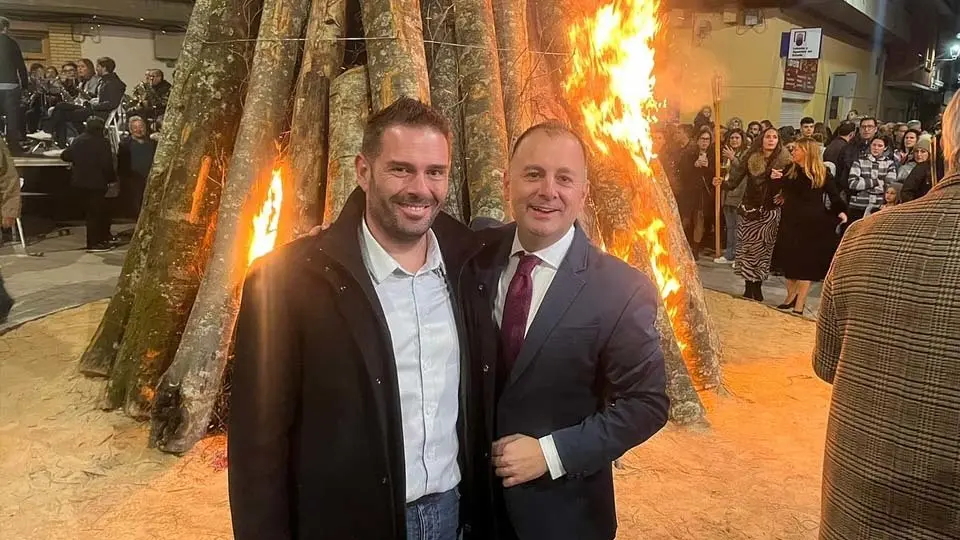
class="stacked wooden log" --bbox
[79,0,720,454]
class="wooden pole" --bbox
[931,135,939,185]
[712,74,722,258]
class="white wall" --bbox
[80,26,177,89]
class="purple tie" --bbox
[501,253,541,371]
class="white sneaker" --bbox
[713,256,734,264]
[27,131,53,141]
[42,148,64,157]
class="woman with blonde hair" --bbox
[772,137,848,314]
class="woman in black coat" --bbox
[677,126,716,255]
[900,136,934,202]
[772,137,848,315]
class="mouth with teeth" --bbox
[395,200,435,220]
[528,204,560,218]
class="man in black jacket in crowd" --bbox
[60,116,116,252]
[0,17,28,154]
[824,122,857,194]
[229,98,484,540]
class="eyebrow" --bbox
[384,160,448,171]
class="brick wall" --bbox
[46,24,83,68]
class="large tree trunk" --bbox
[454,0,509,221]
[360,0,431,109]
[94,0,261,399]
[147,0,311,452]
[492,0,534,146]
[287,0,347,238]
[422,0,467,220]
[322,66,371,224]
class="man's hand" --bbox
[492,434,548,488]
[1,217,14,229]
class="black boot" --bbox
[752,281,764,302]
[743,280,753,300]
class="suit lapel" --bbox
[507,227,591,387]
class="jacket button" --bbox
[477,284,485,292]
[375,378,381,385]
[381,477,388,485]
[324,265,330,272]
[339,285,347,292]
[482,364,489,373]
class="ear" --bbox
[355,153,371,192]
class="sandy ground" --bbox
[0,291,830,539]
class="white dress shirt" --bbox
[493,225,576,480]
[359,219,461,503]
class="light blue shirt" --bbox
[359,218,461,503]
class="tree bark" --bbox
[422,0,466,220]
[492,0,534,146]
[92,0,260,390]
[322,66,371,225]
[360,0,431,110]
[287,0,347,238]
[147,0,311,451]
[454,0,509,221]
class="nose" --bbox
[407,171,431,196]
[536,176,559,199]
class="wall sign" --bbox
[783,59,819,94]
[788,28,823,60]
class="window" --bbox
[10,31,49,61]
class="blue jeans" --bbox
[723,205,738,260]
[405,488,459,540]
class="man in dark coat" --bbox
[0,17,28,154]
[228,98,484,540]
[465,122,669,540]
[60,116,116,252]
[823,121,855,187]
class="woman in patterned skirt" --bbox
[715,126,792,301]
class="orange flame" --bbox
[247,168,284,265]
[565,0,689,353]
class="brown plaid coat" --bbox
[814,174,960,539]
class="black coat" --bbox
[774,165,847,281]
[900,161,932,202]
[228,188,485,540]
[0,34,27,87]
[91,72,126,115]
[60,132,117,190]
[464,224,669,540]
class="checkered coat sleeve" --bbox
[813,174,960,540]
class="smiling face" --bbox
[507,129,588,252]
[870,138,886,157]
[355,125,450,245]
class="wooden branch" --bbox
[89,0,260,389]
[422,0,467,220]
[454,0,509,221]
[360,0,431,110]
[287,0,347,238]
[492,0,534,146]
[322,66,371,225]
[148,0,312,453]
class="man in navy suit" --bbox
[465,121,669,540]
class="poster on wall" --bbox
[783,59,819,94]
[788,28,823,59]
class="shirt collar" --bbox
[359,216,444,284]
[510,225,576,270]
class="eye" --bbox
[525,170,543,180]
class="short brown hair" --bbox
[361,97,451,159]
[511,120,589,161]
[96,57,116,73]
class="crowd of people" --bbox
[1,16,161,252]
[658,106,942,314]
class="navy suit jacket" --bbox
[465,222,669,540]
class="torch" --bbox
[712,73,723,258]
